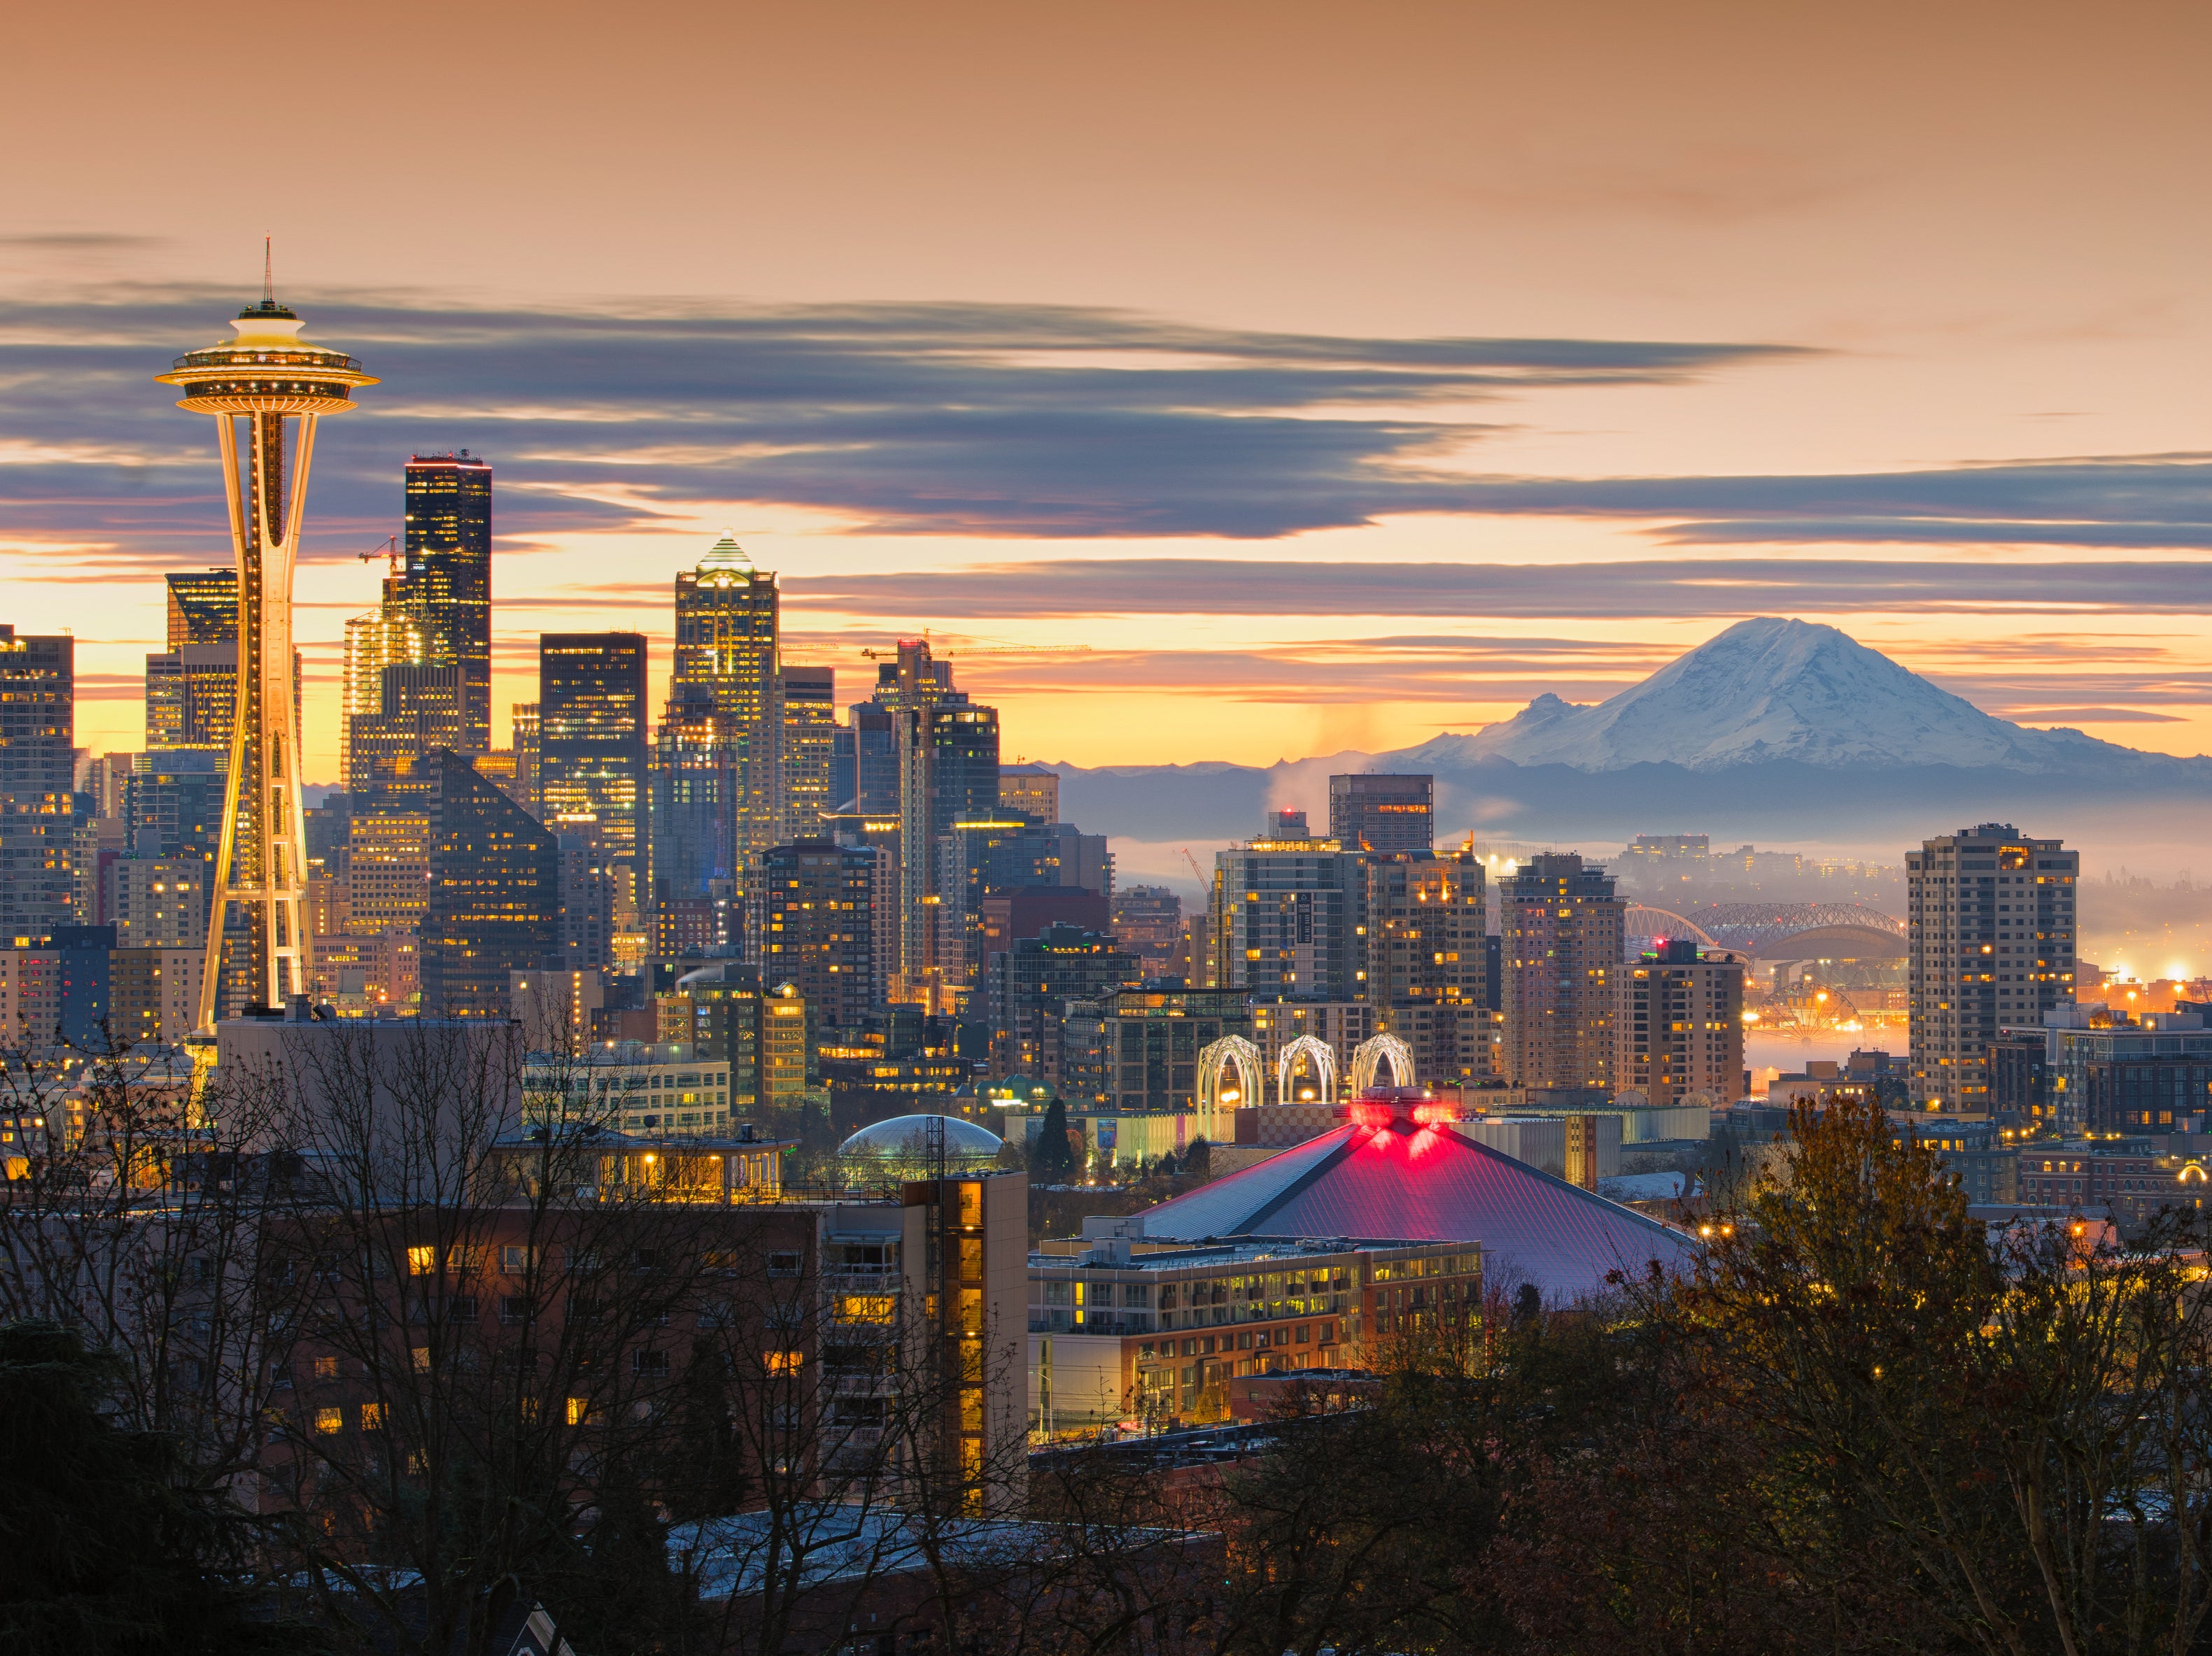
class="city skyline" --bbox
[6,2,2212,781]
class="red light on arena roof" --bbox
[1346,1099,1396,1129]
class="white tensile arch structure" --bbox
[1349,1032,1416,1094]
[1275,1034,1339,1107]
[1197,1035,1267,1139]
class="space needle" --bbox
[157,255,376,1025]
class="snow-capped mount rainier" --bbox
[1400,618,2147,774]
[1048,617,2212,850]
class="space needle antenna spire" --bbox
[157,258,377,1026]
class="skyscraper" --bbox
[0,629,90,934]
[651,537,781,899]
[1330,772,1434,854]
[143,646,237,753]
[1500,852,1626,1098]
[1908,823,2078,1109]
[401,453,493,752]
[150,567,299,758]
[1206,815,1363,1000]
[148,570,240,753]
[540,633,649,908]
[779,665,837,842]
[346,664,468,794]
[1365,847,1494,1086]
[747,839,881,1028]
[877,639,999,1009]
[157,282,375,1021]
[165,570,237,649]
[341,577,433,785]
[412,750,559,1017]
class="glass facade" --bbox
[401,453,493,753]
[651,537,781,902]
[540,632,649,905]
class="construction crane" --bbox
[1180,847,1206,886]
[857,642,1092,660]
[358,535,400,575]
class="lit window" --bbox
[360,1403,385,1431]
[407,1245,437,1275]
[314,1408,342,1435]
[566,1396,593,1425]
[765,1350,804,1374]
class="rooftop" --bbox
[1135,1089,1696,1301]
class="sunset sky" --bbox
[7,0,2212,782]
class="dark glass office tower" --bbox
[540,633,648,905]
[402,452,493,753]
[406,749,560,1017]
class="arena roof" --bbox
[1136,1105,1697,1302]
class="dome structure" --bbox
[838,1114,1002,1173]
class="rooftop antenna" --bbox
[263,236,274,307]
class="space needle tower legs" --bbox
[158,265,377,1027]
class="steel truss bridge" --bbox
[1623,901,1906,961]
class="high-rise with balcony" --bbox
[1366,847,1495,1086]
[1908,823,2078,1109]
[747,840,882,1030]
[1618,939,1746,1107]
[1206,816,1363,1000]
[651,536,781,900]
[1500,853,1626,1098]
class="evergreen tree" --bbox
[1182,1135,1211,1182]
[1031,1098,1075,1182]
[0,1319,318,1655]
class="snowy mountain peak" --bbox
[1414,618,2099,774]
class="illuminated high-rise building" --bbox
[1330,772,1433,854]
[149,567,298,756]
[144,646,237,752]
[540,632,648,907]
[1366,847,1495,1086]
[650,535,781,898]
[400,453,493,752]
[347,664,468,795]
[157,277,375,1021]
[778,664,836,842]
[1500,853,1626,1098]
[1907,823,2078,1109]
[166,570,237,649]
[1618,939,1745,1108]
[509,702,541,815]
[0,629,90,934]
[341,586,432,784]
[876,639,999,1009]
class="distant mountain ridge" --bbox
[1050,618,2212,849]
[1399,618,2193,774]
